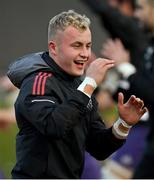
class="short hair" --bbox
[48,10,91,42]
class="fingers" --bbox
[93,58,115,71]
[86,58,115,85]
[118,92,124,106]
[128,95,148,115]
[131,97,144,109]
[98,58,115,65]
[127,95,136,105]
[136,99,147,114]
[135,98,144,109]
[139,107,148,117]
[103,61,115,71]
[97,59,115,79]
[100,59,115,67]
[119,93,145,111]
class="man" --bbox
[8,10,147,179]
[101,0,154,178]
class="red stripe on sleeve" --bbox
[37,72,47,95]
[32,72,42,95]
[41,73,52,95]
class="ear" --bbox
[48,41,57,56]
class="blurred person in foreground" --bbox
[101,0,154,178]
[7,10,147,179]
[81,0,147,68]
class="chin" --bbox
[72,71,84,77]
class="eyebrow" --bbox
[72,41,92,45]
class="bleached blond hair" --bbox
[48,10,91,42]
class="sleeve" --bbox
[85,99,125,160]
[16,72,91,139]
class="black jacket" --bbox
[8,52,125,178]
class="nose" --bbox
[79,47,90,58]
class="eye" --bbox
[87,44,92,49]
[73,44,81,48]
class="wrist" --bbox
[112,118,132,139]
[77,77,97,97]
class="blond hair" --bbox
[48,10,91,42]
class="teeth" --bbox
[75,60,85,63]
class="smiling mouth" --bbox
[74,60,87,65]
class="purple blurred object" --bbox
[81,152,102,179]
[111,124,149,170]
[0,169,5,179]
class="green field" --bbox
[0,124,18,178]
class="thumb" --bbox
[118,92,124,106]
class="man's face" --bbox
[134,0,154,31]
[50,26,92,76]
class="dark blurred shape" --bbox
[80,0,148,68]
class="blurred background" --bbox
[0,0,108,75]
[0,0,108,178]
